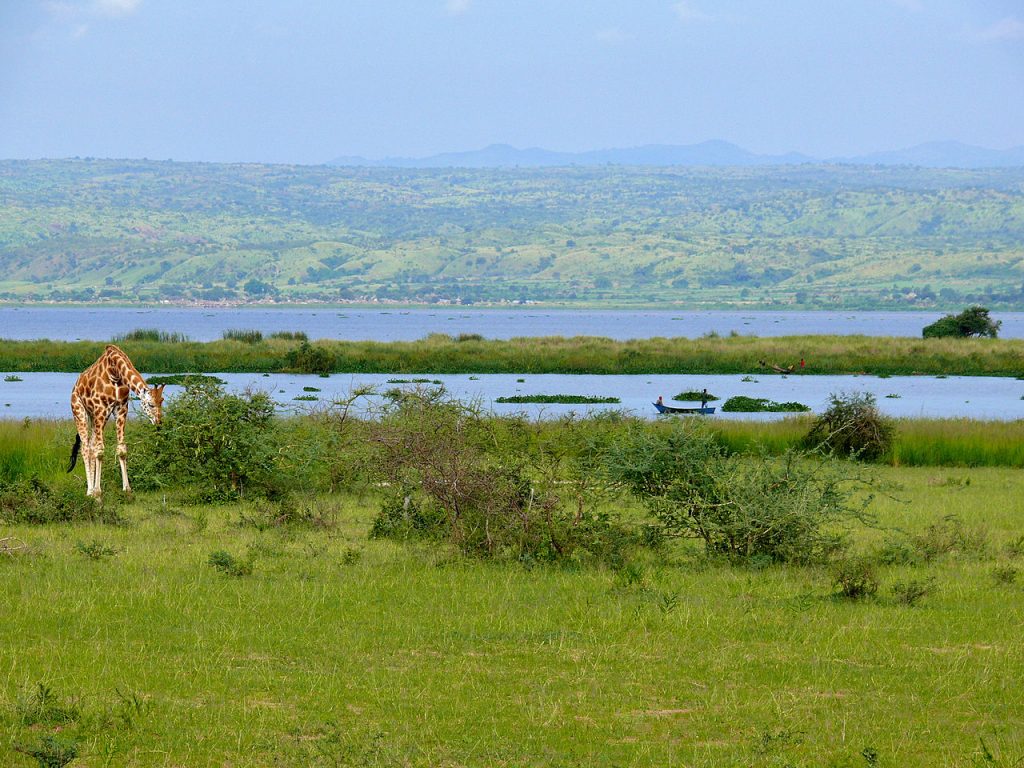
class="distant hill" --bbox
[2,159,1024,309]
[329,141,814,168]
[840,141,1024,169]
[329,140,1024,170]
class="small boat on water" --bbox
[653,402,715,415]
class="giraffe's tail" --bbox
[67,434,81,473]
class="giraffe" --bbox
[68,345,165,497]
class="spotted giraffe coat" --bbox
[68,344,164,497]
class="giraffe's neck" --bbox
[105,345,148,397]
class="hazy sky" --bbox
[1,0,1022,163]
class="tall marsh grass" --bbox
[112,328,190,343]
[222,329,263,344]
[0,334,1022,375]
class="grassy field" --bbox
[1,333,1023,376]
[1,466,1022,766]
[1,410,1024,766]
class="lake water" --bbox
[3,306,1024,341]
[4,371,1022,422]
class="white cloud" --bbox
[975,16,1024,42]
[38,0,141,38]
[445,0,471,16]
[672,1,711,23]
[94,0,141,16]
[595,27,633,45]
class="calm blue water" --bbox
[4,371,1022,421]
[2,306,1024,341]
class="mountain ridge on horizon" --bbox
[329,139,1024,170]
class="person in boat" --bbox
[656,395,664,406]
[700,389,708,408]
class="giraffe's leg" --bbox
[71,399,93,494]
[91,415,107,498]
[84,428,96,496]
[116,404,132,493]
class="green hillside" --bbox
[1,159,1023,308]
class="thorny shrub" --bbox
[604,420,877,564]
[369,388,638,564]
[804,391,895,461]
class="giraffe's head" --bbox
[141,384,166,425]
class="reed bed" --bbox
[0,334,1022,376]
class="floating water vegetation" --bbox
[146,374,226,386]
[673,390,719,401]
[740,376,758,383]
[386,378,443,384]
[293,394,318,401]
[3,375,22,382]
[886,393,902,399]
[302,386,321,392]
[495,394,620,404]
[721,396,811,413]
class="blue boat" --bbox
[653,402,715,415]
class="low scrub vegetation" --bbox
[805,391,895,461]
[604,420,872,564]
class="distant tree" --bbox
[244,278,275,296]
[922,306,1001,339]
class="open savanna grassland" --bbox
[1,415,1023,767]
[1,333,1023,376]
[2,159,1024,308]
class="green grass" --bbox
[0,466,1022,766]
[706,416,1024,468]
[1,334,1024,376]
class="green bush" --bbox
[910,515,989,561]
[208,549,254,576]
[285,341,334,375]
[922,306,1001,339]
[0,478,111,524]
[804,391,895,461]
[129,380,279,500]
[604,421,873,564]
[369,390,637,564]
[832,556,880,599]
[891,577,936,606]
